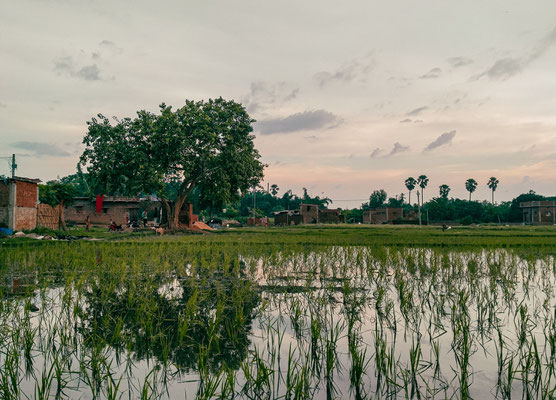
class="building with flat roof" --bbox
[0,176,40,231]
[520,201,556,225]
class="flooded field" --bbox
[1,226,555,399]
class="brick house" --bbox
[64,196,141,226]
[274,204,344,226]
[520,201,556,225]
[362,207,403,224]
[0,176,41,231]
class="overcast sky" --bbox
[1,0,555,207]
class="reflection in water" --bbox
[78,261,260,373]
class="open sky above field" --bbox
[1,0,555,207]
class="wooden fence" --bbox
[37,204,60,230]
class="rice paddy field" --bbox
[1,225,555,399]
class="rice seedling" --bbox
[0,225,555,398]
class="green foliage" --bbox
[460,215,473,225]
[439,184,450,199]
[365,189,387,209]
[39,181,77,207]
[79,98,265,227]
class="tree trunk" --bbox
[165,194,187,230]
[59,201,67,231]
[408,190,411,205]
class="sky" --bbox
[1,0,555,208]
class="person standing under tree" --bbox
[142,210,148,227]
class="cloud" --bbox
[242,81,299,114]
[75,64,101,81]
[53,55,103,81]
[370,148,383,158]
[389,142,409,156]
[406,106,428,116]
[447,56,473,68]
[423,130,456,151]
[0,102,6,109]
[475,25,556,80]
[255,109,340,134]
[400,118,412,123]
[420,67,442,79]
[98,39,123,55]
[314,52,375,87]
[11,141,71,157]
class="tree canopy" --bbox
[80,98,265,228]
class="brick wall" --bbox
[16,181,38,208]
[15,207,37,230]
[65,199,140,226]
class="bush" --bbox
[460,215,473,225]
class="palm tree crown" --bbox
[465,178,478,201]
[487,177,499,204]
[405,177,417,204]
[417,175,429,205]
[439,184,450,199]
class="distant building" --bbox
[65,196,141,226]
[274,204,344,226]
[247,216,269,227]
[362,207,403,224]
[273,209,303,226]
[520,201,556,225]
[0,176,40,231]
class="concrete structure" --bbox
[274,204,344,226]
[300,204,319,224]
[319,208,345,224]
[362,207,403,224]
[520,201,556,225]
[0,177,40,230]
[274,210,303,226]
[65,196,141,226]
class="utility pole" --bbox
[252,186,256,219]
[11,154,16,178]
[417,191,421,226]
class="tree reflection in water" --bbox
[77,260,260,374]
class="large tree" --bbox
[405,177,417,205]
[487,177,499,204]
[368,189,387,209]
[465,178,478,201]
[80,99,265,229]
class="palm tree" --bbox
[417,175,429,206]
[465,178,478,201]
[439,184,450,199]
[487,177,499,204]
[405,177,417,205]
[270,184,280,197]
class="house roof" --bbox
[1,176,41,184]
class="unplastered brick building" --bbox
[362,207,404,224]
[274,204,344,226]
[0,176,41,231]
[520,201,556,225]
